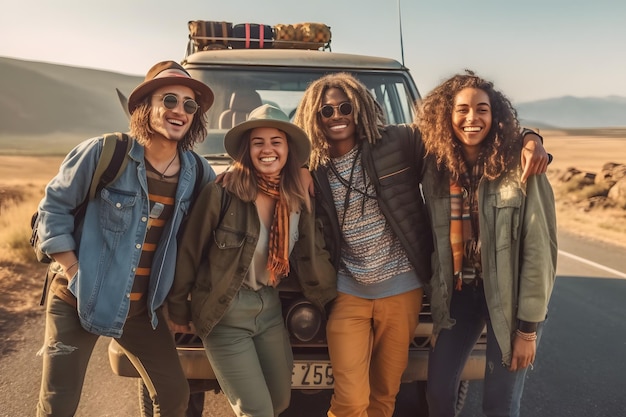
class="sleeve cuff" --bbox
[518,320,539,333]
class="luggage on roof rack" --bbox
[274,23,331,50]
[185,21,332,55]
[188,20,233,51]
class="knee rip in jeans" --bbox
[36,338,78,357]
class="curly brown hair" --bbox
[415,70,521,181]
[293,72,385,170]
[129,97,207,152]
[225,129,310,213]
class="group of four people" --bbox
[35,59,556,417]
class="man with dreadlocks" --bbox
[293,72,548,417]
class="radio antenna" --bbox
[398,0,405,66]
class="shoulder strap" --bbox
[89,132,132,200]
[189,151,205,203]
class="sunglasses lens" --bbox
[320,103,353,118]
[162,94,178,110]
[339,102,353,116]
[183,99,199,115]
[320,105,335,118]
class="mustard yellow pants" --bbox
[327,289,423,417]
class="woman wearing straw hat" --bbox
[167,104,337,417]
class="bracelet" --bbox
[65,260,79,275]
[515,329,538,341]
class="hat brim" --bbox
[224,119,311,168]
[127,77,214,115]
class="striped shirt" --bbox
[127,167,177,317]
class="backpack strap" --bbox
[189,150,205,203]
[89,132,132,200]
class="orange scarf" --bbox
[257,174,290,286]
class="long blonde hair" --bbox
[225,129,310,212]
[294,72,385,170]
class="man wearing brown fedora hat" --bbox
[35,60,216,417]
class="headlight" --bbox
[286,300,322,342]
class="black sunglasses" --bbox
[319,102,353,118]
[157,93,199,115]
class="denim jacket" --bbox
[422,156,557,364]
[168,183,337,339]
[37,136,215,337]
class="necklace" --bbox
[147,150,178,179]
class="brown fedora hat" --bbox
[127,61,214,115]
[224,104,311,167]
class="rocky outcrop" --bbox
[551,162,626,210]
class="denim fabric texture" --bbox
[37,136,215,337]
[426,283,545,417]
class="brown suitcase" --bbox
[188,20,233,51]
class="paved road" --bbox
[2,231,625,416]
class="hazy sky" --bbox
[1,0,624,103]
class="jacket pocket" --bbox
[493,188,522,251]
[99,188,138,232]
[213,227,246,250]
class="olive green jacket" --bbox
[167,182,337,339]
[422,156,558,365]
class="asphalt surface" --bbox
[1,231,625,416]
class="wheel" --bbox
[138,380,205,417]
[411,379,470,417]
[138,380,153,417]
[454,380,469,417]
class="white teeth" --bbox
[330,124,347,131]
[463,127,481,132]
[261,157,277,162]
[168,119,183,126]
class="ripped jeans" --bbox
[36,293,189,417]
[426,283,545,417]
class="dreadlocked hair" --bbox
[224,130,311,213]
[294,72,385,170]
[415,69,521,181]
[129,97,208,152]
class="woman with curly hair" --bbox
[416,70,558,417]
[293,72,548,417]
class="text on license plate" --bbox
[291,361,334,388]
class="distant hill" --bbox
[1,56,625,143]
[516,96,626,129]
[0,56,141,137]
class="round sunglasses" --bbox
[319,102,353,118]
[156,93,199,115]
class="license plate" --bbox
[291,361,334,389]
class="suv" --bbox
[108,24,486,416]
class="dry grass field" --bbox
[0,129,624,320]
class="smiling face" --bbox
[320,87,357,157]
[149,84,196,143]
[249,127,289,177]
[452,87,492,163]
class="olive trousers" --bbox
[36,293,189,417]
[327,289,423,417]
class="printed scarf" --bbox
[449,159,483,291]
[257,174,290,286]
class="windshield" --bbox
[187,69,418,156]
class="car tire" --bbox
[413,380,470,417]
[138,380,206,417]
